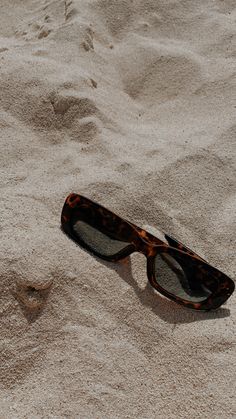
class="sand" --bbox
[0,0,236,418]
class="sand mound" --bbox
[114,34,202,103]
[1,1,235,418]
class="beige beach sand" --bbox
[1,1,236,417]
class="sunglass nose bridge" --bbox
[135,235,157,257]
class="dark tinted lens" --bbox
[154,253,212,302]
[73,220,130,257]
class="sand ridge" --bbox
[0,0,236,418]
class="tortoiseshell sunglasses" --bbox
[61,193,235,311]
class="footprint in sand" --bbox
[49,93,98,118]
[63,1,94,51]
[38,27,52,39]
[48,91,103,142]
[3,262,53,313]
[64,0,78,21]
[115,35,203,104]
[14,277,53,310]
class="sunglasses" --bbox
[61,193,235,311]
